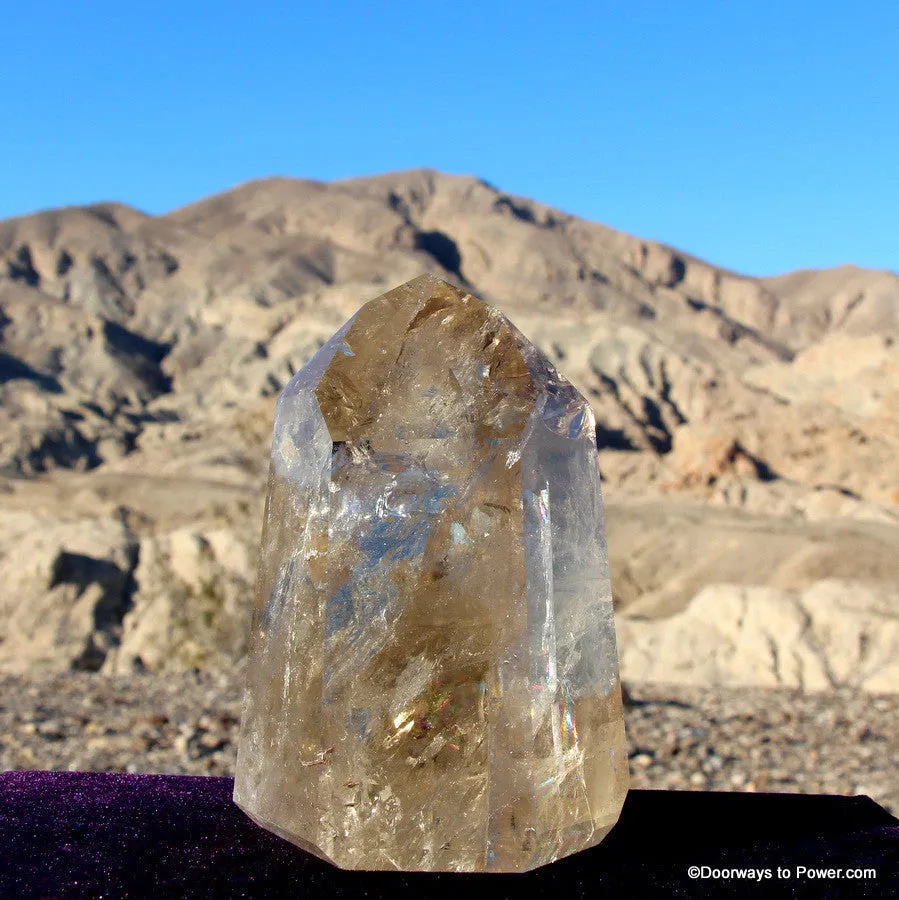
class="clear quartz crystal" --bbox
[234,274,628,872]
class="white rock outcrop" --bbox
[617,580,899,692]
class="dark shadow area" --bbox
[49,551,122,596]
[6,245,40,286]
[667,254,687,286]
[413,230,464,282]
[0,352,63,393]
[493,195,536,224]
[641,397,674,454]
[56,249,74,277]
[814,483,861,499]
[595,424,638,452]
[102,320,171,365]
[387,190,412,221]
[49,545,140,672]
[751,454,780,483]
[84,205,123,229]
[1,424,103,477]
[102,320,173,395]
[123,408,181,425]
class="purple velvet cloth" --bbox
[0,771,895,898]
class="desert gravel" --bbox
[1,672,896,816]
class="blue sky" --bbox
[3,1,896,277]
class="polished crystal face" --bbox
[233,274,628,872]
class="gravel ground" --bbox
[1,672,896,816]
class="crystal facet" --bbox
[234,275,628,872]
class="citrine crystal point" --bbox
[234,274,629,872]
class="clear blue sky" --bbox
[3,1,897,277]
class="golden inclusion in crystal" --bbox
[233,274,628,872]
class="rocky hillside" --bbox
[1,169,897,689]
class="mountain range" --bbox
[1,169,897,690]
